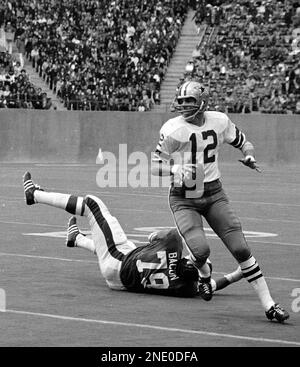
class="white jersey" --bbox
[154,111,246,183]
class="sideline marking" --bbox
[0,252,96,264]
[4,309,300,346]
[134,226,278,239]
[20,226,300,248]
[1,252,299,283]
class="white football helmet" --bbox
[172,80,209,121]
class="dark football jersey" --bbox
[120,228,198,297]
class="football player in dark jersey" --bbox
[23,171,289,322]
[23,171,203,297]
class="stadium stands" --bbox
[0,48,52,109]
[189,0,300,114]
[1,0,187,111]
[1,0,299,113]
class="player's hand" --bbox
[238,155,261,173]
[171,163,196,184]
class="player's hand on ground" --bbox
[238,156,261,173]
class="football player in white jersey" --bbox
[151,80,289,323]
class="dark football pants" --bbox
[169,180,251,267]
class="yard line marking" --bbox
[1,219,300,247]
[0,220,65,228]
[232,200,300,208]
[2,184,300,206]
[34,164,97,167]
[0,252,97,264]
[239,216,300,224]
[212,271,300,283]
[247,239,300,248]
[4,309,300,346]
[1,251,299,283]
[207,236,300,248]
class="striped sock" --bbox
[240,256,274,311]
[34,191,86,216]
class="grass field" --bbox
[0,162,299,347]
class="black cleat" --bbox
[66,216,80,248]
[23,171,43,205]
[198,277,213,301]
[265,303,290,323]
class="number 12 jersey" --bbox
[154,111,246,184]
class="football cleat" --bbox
[23,171,43,205]
[66,216,80,248]
[265,303,290,323]
[198,277,213,301]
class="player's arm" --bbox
[238,140,261,171]
[151,158,196,179]
[151,132,195,180]
[225,119,261,172]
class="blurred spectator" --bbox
[0,0,187,111]
[0,49,51,109]
[189,0,300,114]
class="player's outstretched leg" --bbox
[66,216,80,248]
[23,171,44,205]
[239,256,290,323]
[211,266,243,292]
[211,264,289,323]
[66,216,96,253]
[23,171,85,216]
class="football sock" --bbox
[240,255,275,311]
[76,234,96,254]
[213,266,243,291]
[225,266,243,284]
[34,191,85,216]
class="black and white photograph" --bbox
[0,0,299,355]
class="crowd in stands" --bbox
[0,49,51,109]
[1,0,187,111]
[189,0,300,114]
[0,0,299,113]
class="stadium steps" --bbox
[23,57,66,111]
[153,9,204,113]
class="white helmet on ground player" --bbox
[172,80,209,121]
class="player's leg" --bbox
[24,172,136,290]
[211,266,243,292]
[66,216,96,253]
[83,194,136,290]
[169,195,213,300]
[23,171,86,216]
[205,191,289,322]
